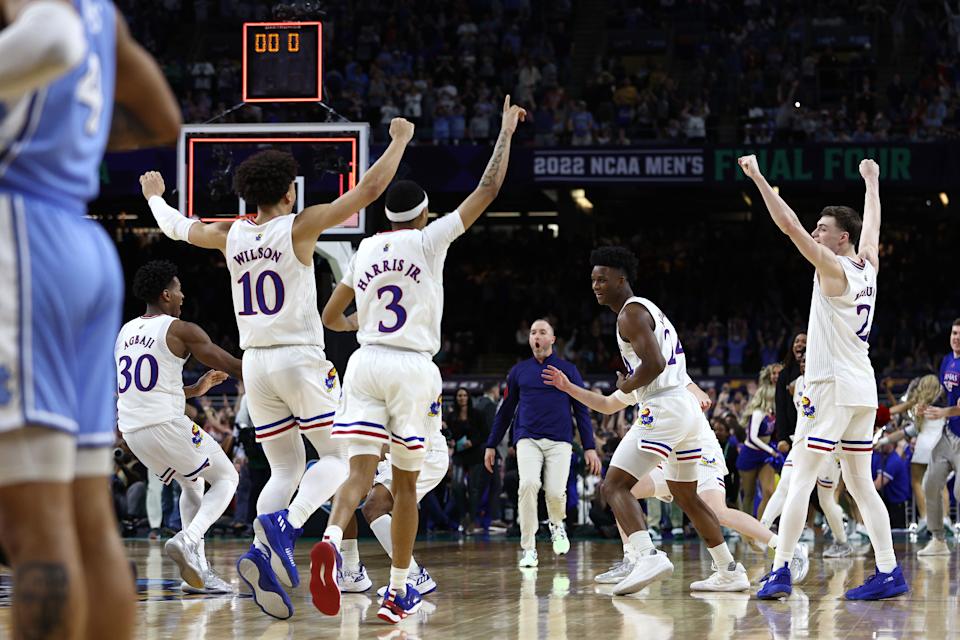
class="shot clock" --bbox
[242,22,322,102]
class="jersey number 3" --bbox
[377,285,407,333]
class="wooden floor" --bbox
[1,535,958,639]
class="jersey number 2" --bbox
[855,304,871,342]
[664,328,684,365]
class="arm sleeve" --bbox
[566,364,596,450]
[487,368,519,448]
[747,411,777,456]
[422,211,465,261]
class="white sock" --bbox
[707,543,736,572]
[766,534,779,550]
[286,455,347,528]
[370,514,394,558]
[622,540,631,558]
[198,539,209,572]
[341,538,360,570]
[389,565,410,596]
[323,525,343,551]
[628,530,654,555]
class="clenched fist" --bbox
[140,171,166,200]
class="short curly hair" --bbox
[232,150,298,207]
[133,260,178,304]
[589,246,638,283]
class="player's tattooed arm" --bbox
[456,95,526,230]
[738,154,844,284]
[616,304,665,393]
[321,283,359,332]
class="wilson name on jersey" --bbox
[616,296,689,404]
[115,315,187,431]
[805,255,878,407]
[225,215,324,350]
[344,212,464,355]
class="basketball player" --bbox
[544,246,749,595]
[309,95,526,623]
[740,155,907,600]
[116,260,244,593]
[543,368,809,584]
[0,1,180,638]
[139,117,414,619]
[760,352,852,558]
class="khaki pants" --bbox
[517,438,572,550]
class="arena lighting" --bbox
[570,188,594,212]
[528,211,559,217]
[939,192,949,206]
[487,212,522,218]
[741,192,753,207]
[794,101,800,108]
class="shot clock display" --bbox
[242,22,322,102]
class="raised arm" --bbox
[858,159,881,271]
[140,171,231,251]
[110,8,181,150]
[0,0,85,100]
[168,320,243,381]
[321,283,358,332]
[541,365,629,415]
[291,119,415,257]
[454,95,526,231]
[616,304,665,394]
[738,154,844,283]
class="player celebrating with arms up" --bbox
[740,155,907,601]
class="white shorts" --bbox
[123,416,225,485]
[816,453,842,490]
[650,436,727,501]
[799,381,876,456]
[243,345,340,446]
[610,388,704,482]
[912,418,946,465]
[332,345,442,472]
[374,431,449,501]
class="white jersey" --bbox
[344,212,464,355]
[805,255,878,407]
[615,296,688,404]
[225,215,324,350]
[115,315,187,432]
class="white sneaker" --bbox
[374,566,437,598]
[164,531,204,589]
[799,527,815,543]
[595,557,635,584]
[339,563,373,593]
[823,542,853,558]
[181,568,234,594]
[519,549,539,568]
[689,562,750,592]
[550,522,570,555]
[612,550,673,595]
[790,543,810,583]
[918,538,950,556]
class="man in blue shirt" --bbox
[484,319,602,567]
[919,317,960,555]
[872,443,911,529]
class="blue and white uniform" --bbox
[0,0,121,450]
[736,411,778,471]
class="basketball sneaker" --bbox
[519,549,539,567]
[757,565,792,600]
[690,563,750,592]
[309,541,342,616]
[918,538,950,556]
[164,531,204,589]
[791,543,810,583]
[612,549,673,595]
[339,562,373,593]
[181,568,234,594]
[595,556,635,584]
[550,522,570,555]
[377,585,423,624]
[823,542,854,558]
[254,509,301,588]
[844,566,908,600]
[376,566,438,597]
[236,545,293,619]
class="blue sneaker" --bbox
[757,565,792,600]
[844,566,908,600]
[377,585,423,624]
[236,545,293,620]
[309,541,343,616]
[254,509,301,588]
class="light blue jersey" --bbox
[0,0,124,452]
[0,0,116,213]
